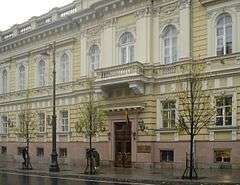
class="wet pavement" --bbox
[0,171,138,185]
[1,166,240,185]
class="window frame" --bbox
[59,148,67,158]
[215,96,232,126]
[119,32,135,64]
[60,53,70,83]
[36,147,44,158]
[37,113,46,133]
[214,149,231,163]
[2,69,7,94]
[88,45,100,74]
[162,25,178,64]
[161,101,176,129]
[0,116,8,135]
[160,150,174,162]
[59,111,69,133]
[38,59,46,87]
[18,64,26,90]
[216,13,232,56]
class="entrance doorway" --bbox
[114,122,132,167]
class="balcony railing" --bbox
[95,61,144,80]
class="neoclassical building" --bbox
[0,0,240,169]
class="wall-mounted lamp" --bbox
[138,119,146,132]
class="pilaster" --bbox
[179,0,191,59]
[135,8,152,63]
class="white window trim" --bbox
[159,24,180,65]
[88,44,100,76]
[157,98,178,129]
[0,115,8,135]
[207,6,239,57]
[211,91,237,128]
[16,60,28,91]
[118,31,135,65]
[56,48,73,84]
[0,66,10,94]
[57,109,70,133]
[34,55,48,88]
[37,112,46,133]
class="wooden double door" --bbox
[114,122,132,167]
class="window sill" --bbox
[57,131,70,135]
[208,126,237,132]
[36,132,47,136]
[160,161,174,163]
[156,128,177,133]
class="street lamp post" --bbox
[48,41,60,172]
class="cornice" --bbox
[199,0,229,6]
[1,37,76,62]
[0,0,140,55]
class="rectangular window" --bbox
[0,116,8,134]
[59,148,67,158]
[214,149,231,163]
[160,150,174,162]
[38,113,45,133]
[17,147,25,155]
[162,101,176,128]
[216,96,232,126]
[1,146,7,154]
[36,147,44,158]
[60,111,68,132]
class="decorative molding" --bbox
[179,0,190,10]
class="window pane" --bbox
[225,97,232,105]
[216,117,223,126]
[130,45,134,63]
[121,48,127,64]
[216,108,223,116]
[225,117,232,125]
[160,150,174,162]
[214,149,231,163]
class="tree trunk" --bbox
[189,134,194,179]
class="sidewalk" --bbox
[0,166,240,185]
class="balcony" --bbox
[95,62,148,95]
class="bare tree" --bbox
[75,79,106,174]
[14,91,37,170]
[176,61,215,179]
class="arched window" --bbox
[19,64,26,90]
[2,69,7,93]
[38,60,45,86]
[60,53,69,83]
[163,25,177,64]
[89,45,100,73]
[119,32,134,64]
[216,13,232,56]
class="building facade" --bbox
[0,0,240,170]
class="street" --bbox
[0,171,151,185]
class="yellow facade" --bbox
[0,0,239,169]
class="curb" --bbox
[0,168,239,185]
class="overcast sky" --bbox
[0,0,73,31]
